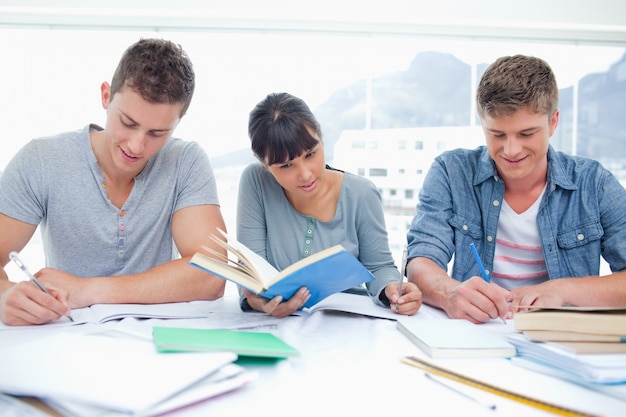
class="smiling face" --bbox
[99,82,183,177]
[482,107,558,186]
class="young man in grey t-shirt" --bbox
[0,38,227,326]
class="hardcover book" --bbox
[189,229,374,308]
[514,307,626,336]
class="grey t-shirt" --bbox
[236,163,399,304]
[0,124,219,277]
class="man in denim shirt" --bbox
[406,55,626,324]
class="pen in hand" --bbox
[469,243,490,283]
[396,248,407,312]
[469,243,505,323]
[9,251,48,293]
[8,251,74,322]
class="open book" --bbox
[293,291,398,320]
[0,301,216,330]
[189,230,375,308]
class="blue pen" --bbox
[469,243,490,283]
[470,243,506,323]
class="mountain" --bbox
[574,52,626,160]
[315,51,473,161]
[212,50,626,168]
[211,148,256,168]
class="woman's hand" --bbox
[243,287,311,318]
[386,281,422,315]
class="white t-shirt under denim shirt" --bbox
[491,185,549,290]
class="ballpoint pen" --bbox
[9,251,48,293]
[397,248,407,312]
[469,243,506,323]
[424,372,497,411]
[8,251,73,322]
[469,243,490,283]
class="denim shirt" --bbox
[407,145,626,282]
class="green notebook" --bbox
[152,327,300,359]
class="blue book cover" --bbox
[190,231,374,308]
[259,249,375,308]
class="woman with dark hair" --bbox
[237,92,422,318]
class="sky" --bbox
[1,27,624,168]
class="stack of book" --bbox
[508,307,626,400]
[513,306,626,354]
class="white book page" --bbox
[225,236,280,285]
[0,332,236,413]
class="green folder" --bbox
[152,327,300,359]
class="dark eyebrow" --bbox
[304,143,321,153]
[486,126,540,135]
[119,110,138,125]
[269,158,293,167]
[268,144,320,167]
[520,126,541,134]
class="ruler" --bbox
[401,356,601,417]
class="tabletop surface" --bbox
[2,285,625,417]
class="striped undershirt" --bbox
[491,187,549,290]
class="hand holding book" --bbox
[190,229,374,308]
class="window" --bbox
[369,168,388,177]
[1,4,624,270]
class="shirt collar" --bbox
[546,145,578,191]
[474,146,498,186]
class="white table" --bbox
[3,287,625,417]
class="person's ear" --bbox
[549,109,559,136]
[100,82,111,109]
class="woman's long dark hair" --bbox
[248,92,322,165]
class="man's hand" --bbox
[443,276,512,323]
[0,281,71,326]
